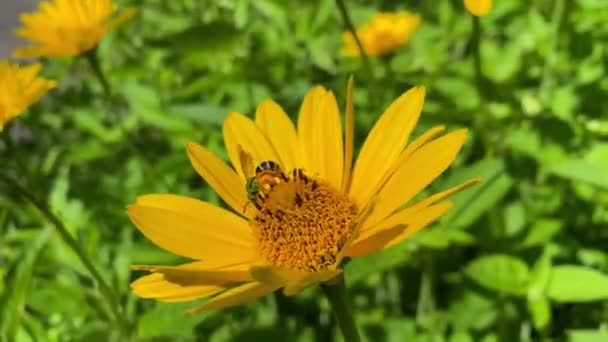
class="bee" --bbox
[239,146,284,212]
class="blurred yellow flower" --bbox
[464,0,493,16]
[0,61,56,131]
[13,0,136,58]
[342,12,421,57]
[128,80,481,313]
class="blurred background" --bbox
[1,0,608,341]
[0,0,38,58]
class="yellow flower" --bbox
[342,12,421,57]
[13,0,136,58]
[0,61,56,131]
[128,79,481,313]
[464,0,493,16]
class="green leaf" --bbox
[465,254,530,296]
[567,330,608,342]
[234,0,249,29]
[345,244,411,284]
[504,201,527,236]
[0,228,51,339]
[440,159,513,228]
[481,40,522,83]
[449,291,496,331]
[147,22,243,55]
[527,250,555,330]
[549,159,608,189]
[449,331,474,342]
[549,86,579,121]
[136,302,207,338]
[308,37,336,72]
[529,248,554,295]
[167,103,230,127]
[577,248,608,268]
[521,219,562,247]
[434,77,480,110]
[546,265,608,302]
[527,296,551,330]
[121,82,194,133]
[416,228,476,249]
[504,127,541,158]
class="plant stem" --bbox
[471,16,483,91]
[84,46,169,192]
[0,172,128,336]
[470,15,495,158]
[335,0,373,75]
[539,0,565,97]
[84,47,112,99]
[0,132,28,177]
[321,275,361,342]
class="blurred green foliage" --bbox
[2,0,608,341]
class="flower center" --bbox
[251,169,357,272]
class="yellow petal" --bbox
[356,177,481,240]
[349,87,426,208]
[363,129,468,228]
[250,265,341,296]
[464,0,493,16]
[128,194,257,263]
[344,201,453,257]
[283,270,342,296]
[254,99,299,172]
[385,202,454,248]
[131,272,225,303]
[186,142,249,216]
[297,86,344,190]
[401,125,447,161]
[131,260,253,284]
[223,112,281,179]
[357,125,447,213]
[342,225,406,258]
[186,281,279,314]
[398,178,482,219]
[342,76,355,193]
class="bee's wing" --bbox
[237,144,255,178]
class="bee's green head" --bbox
[245,178,259,202]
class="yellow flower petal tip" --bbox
[129,79,479,313]
[0,60,55,130]
[464,0,493,16]
[12,0,135,58]
[342,11,421,57]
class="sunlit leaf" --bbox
[465,254,530,296]
[546,265,608,302]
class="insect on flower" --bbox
[240,147,285,213]
[127,80,483,314]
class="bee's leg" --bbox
[280,172,289,182]
[254,193,264,210]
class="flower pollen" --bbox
[252,169,357,272]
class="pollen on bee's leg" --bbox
[251,168,358,272]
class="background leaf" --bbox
[546,266,608,302]
[464,254,530,296]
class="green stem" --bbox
[539,0,565,98]
[470,15,495,158]
[321,275,361,342]
[471,16,483,92]
[0,172,128,336]
[1,133,28,177]
[335,0,373,75]
[84,47,169,192]
[415,250,435,325]
[84,47,112,99]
